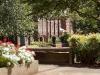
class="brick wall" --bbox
[38,18,73,41]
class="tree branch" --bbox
[75,10,100,21]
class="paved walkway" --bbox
[34,64,100,75]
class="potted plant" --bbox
[51,36,56,47]
[59,32,69,47]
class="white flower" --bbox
[18,47,35,63]
[31,51,35,56]
[2,54,20,64]
[3,47,10,51]
[0,44,35,65]
[19,46,27,50]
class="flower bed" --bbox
[0,42,38,75]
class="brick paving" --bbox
[34,64,100,75]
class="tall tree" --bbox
[22,0,100,20]
[23,0,100,33]
[0,0,34,36]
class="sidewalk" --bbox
[34,64,100,75]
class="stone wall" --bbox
[0,60,38,75]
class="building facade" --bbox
[38,18,73,41]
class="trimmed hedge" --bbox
[68,33,100,64]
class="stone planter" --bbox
[61,43,69,47]
[0,60,38,75]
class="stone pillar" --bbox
[54,19,56,35]
[46,19,48,42]
[42,19,44,35]
[50,19,52,38]
[58,19,60,37]
[17,36,20,46]
[25,36,28,47]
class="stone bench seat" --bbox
[28,47,73,64]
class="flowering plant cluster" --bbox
[0,42,35,67]
[68,33,100,64]
[18,46,35,64]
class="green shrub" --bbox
[60,32,70,43]
[0,56,13,68]
[52,36,56,44]
[31,42,51,47]
[59,32,70,47]
[68,33,100,64]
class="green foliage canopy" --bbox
[22,0,100,33]
[22,0,100,20]
[0,0,34,36]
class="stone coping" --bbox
[0,60,38,75]
[27,47,71,52]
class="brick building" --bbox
[38,18,73,41]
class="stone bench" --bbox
[28,47,73,64]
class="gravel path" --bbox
[34,64,100,75]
